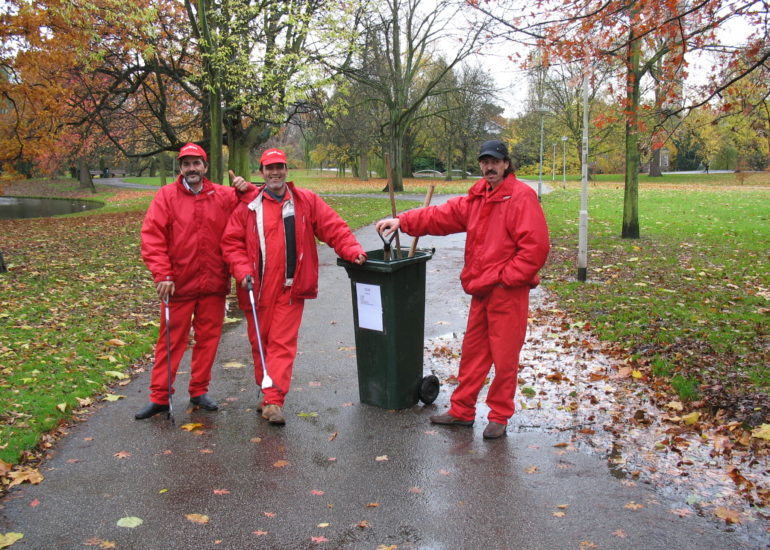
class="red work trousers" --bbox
[149,294,226,405]
[243,275,305,407]
[447,284,531,424]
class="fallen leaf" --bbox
[409,487,422,493]
[311,490,325,496]
[311,536,328,543]
[553,442,569,448]
[56,403,67,413]
[556,504,568,509]
[264,512,276,518]
[76,397,93,407]
[221,361,244,369]
[213,489,230,495]
[0,533,23,548]
[424,430,437,435]
[670,508,693,517]
[185,513,209,524]
[751,424,770,440]
[666,401,684,411]
[375,455,388,462]
[309,381,322,387]
[356,520,371,528]
[104,370,128,379]
[328,432,338,441]
[525,466,539,474]
[181,423,204,431]
[297,411,318,417]
[376,546,398,550]
[0,460,11,476]
[252,530,268,536]
[682,412,700,425]
[714,507,741,524]
[439,469,450,476]
[624,501,644,510]
[116,517,143,528]
[552,511,566,517]
[107,339,127,347]
[250,437,262,443]
[102,394,124,402]
[29,499,40,507]
[366,502,380,507]
[579,542,598,549]
[7,468,44,487]
[113,451,131,459]
[631,369,643,379]
[84,538,116,548]
[317,523,330,528]
[273,460,290,468]
[612,529,627,538]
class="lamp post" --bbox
[552,143,557,180]
[561,136,568,188]
[537,106,548,201]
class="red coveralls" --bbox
[398,173,550,424]
[221,183,366,407]
[141,175,252,405]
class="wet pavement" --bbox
[0,195,764,549]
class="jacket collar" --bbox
[469,172,516,200]
[175,174,213,195]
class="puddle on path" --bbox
[424,289,769,546]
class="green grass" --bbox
[541,182,770,406]
[0,179,418,466]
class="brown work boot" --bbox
[262,404,285,425]
[483,421,507,439]
[429,412,474,426]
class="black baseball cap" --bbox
[478,140,508,160]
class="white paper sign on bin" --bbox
[355,282,383,332]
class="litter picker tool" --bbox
[163,298,174,425]
[385,172,402,259]
[378,230,396,261]
[246,276,274,391]
[408,184,435,257]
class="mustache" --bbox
[485,169,498,176]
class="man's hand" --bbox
[156,281,175,302]
[353,254,366,265]
[229,170,251,193]
[375,217,400,236]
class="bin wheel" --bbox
[418,375,440,405]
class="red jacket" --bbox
[141,175,251,300]
[222,182,366,303]
[398,173,550,297]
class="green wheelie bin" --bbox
[337,248,440,409]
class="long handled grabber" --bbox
[408,184,435,257]
[378,229,396,261]
[163,298,174,425]
[245,276,273,391]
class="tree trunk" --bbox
[649,147,662,177]
[159,153,168,186]
[387,127,404,192]
[78,158,96,193]
[359,152,369,181]
[209,88,224,183]
[622,29,641,239]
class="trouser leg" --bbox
[447,295,493,422]
[485,286,530,424]
[187,294,226,397]
[150,299,195,405]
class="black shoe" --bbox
[190,393,218,411]
[135,402,169,420]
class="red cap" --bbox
[178,143,208,162]
[260,148,287,167]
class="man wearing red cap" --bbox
[376,140,550,439]
[223,148,367,425]
[136,143,255,420]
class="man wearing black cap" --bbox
[375,140,550,439]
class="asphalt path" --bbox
[0,192,753,550]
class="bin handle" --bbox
[378,230,396,261]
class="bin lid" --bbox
[337,248,433,273]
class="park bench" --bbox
[89,169,129,178]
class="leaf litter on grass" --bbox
[425,288,769,545]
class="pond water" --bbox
[0,196,103,219]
